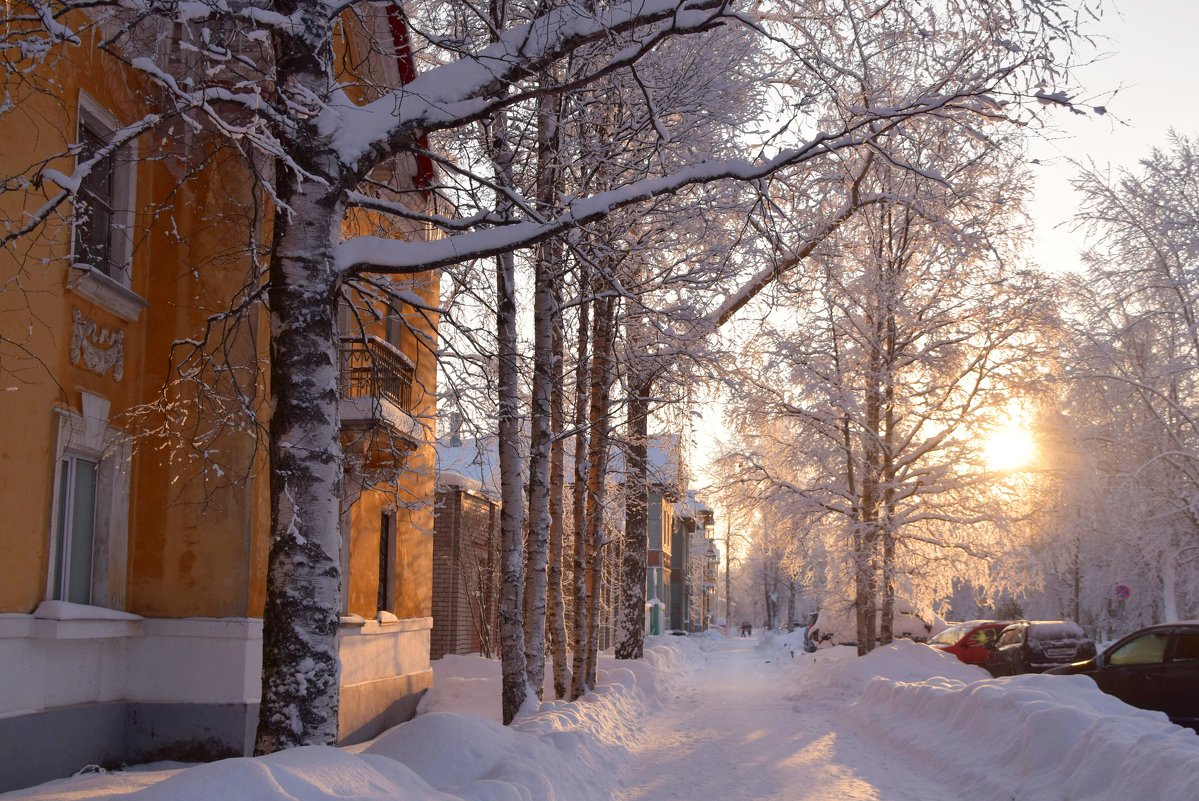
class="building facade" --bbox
[669,492,717,633]
[0,12,439,792]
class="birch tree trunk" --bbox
[525,82,567,700]
[855,287,887,654]
[583,293,617,686]
[497,237,529,723]
[523,231,553,702]
[537,0,570,707]
[854,521,879,656]
[1161,542,1180,622]
[255,15,347,755]
[547,265,570,698]
[569,276,592,701]
[879,528,895,645]
[257,179,346,753]
[615,376,651,659]
[490,100,530,723]
[786,578,797,629]
[548,325,570,698]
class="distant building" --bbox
[642,435,685,635]
[432,437,501,658]
[671,491,718,633]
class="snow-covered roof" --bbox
[609,432,688,491]
[646,433,684,486]
[676,489,713,521]
[436,436,500,498]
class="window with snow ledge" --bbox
[67,93,146,322]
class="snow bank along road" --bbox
[5,633,1198,801]
[614,635,964,801]
[615,633,1199,801]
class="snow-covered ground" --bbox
[6,632,1198,801]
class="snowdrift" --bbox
[775,635,987,709]
[839,641,1199,801]
[2,637,700,801]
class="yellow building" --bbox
[0,12,438,791]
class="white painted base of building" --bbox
[0,604,432,792]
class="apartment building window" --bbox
[67,97,145,321]
[385,303,405,349]
[52,454,99,604]
[73,102,134,283]
[48,392,131,609]
[378,510,397,613]
[74,121,120,279]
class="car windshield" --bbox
[929,625,968,645]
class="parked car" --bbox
[1046,622,1199,730]
[984,620,1096,676]
[927,620,1011,666]
[808,599,938,647]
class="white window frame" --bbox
[46,391,132,610]
[51,450,100,604]
[66,93,147,322]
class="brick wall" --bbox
[431,487,499,658]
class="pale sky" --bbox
[1028,0,1199,272]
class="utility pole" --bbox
[1079,532,1088,623]
[1071,508,1081,624]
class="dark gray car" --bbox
[984,620,1096,676]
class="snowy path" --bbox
[612,637,959,801]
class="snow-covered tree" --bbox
[2,0,1092,742]
[713,123,1060,650]
[1044,135,1199,628]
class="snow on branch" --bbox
[337,101,975,276]
[333,0,732,168]
[55,0,301,31]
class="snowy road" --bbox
[613,636,959,801]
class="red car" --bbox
[928,620,1011,666]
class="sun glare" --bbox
[982,425,1037,472]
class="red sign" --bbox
[1114,583,1132,600]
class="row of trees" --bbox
[710,128,1056,650]
[2,0,1091,747]
[1027,134,1199,634]
[711,135,1199,647]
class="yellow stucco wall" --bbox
[0,22,438,622]
[342,266,438,621]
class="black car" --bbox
[1046,622,1199,730]
[984,620,1096,677]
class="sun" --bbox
[982,424,1037,472]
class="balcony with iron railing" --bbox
[338,335,420,445]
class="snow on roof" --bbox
[609,432,688,492]
[676,489,713,521]
[437,469,484,495]
[436,436,500,498]
[646,432,683,486]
